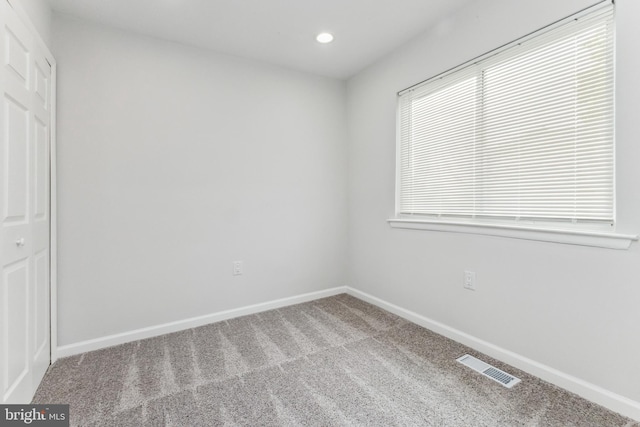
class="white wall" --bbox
[347,0,640,409]
[52,14,348,346]
[15,0,51,45]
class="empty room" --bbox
[1,0,639,425]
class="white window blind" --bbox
[398,4,614,226]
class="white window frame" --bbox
[389,1,638,249]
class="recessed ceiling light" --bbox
[316,33,334,44]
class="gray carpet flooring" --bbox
[34,294,637,426]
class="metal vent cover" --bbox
[456,354,521,388]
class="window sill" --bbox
[387,218,638,250]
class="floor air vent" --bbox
[456,354,521,388]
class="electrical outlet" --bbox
[463,271,476,291]
[233,261,243,276]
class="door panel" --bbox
[0,0,53,404]
[5,29,28,85]
[34,251,47,356]
[34,118,47,220]
[34,59,48,109]
[32,249,48,384]
[3,260,29,402]
[4,98,29,223]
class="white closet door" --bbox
[0,0,52,404]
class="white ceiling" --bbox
[46,0,476,79]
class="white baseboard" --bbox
[55,286,348,360]
[54,284,640,421]
[345,286,640,422]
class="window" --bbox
[396,4,614,233]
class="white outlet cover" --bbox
[464,271,476,290]
[233,261,243,276]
